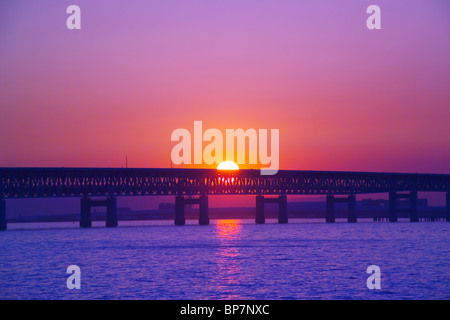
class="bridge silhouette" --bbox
[0,168,449,230]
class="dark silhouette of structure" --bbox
[0,168,449,230]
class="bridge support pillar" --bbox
[80,197,92,228]
[389,191,419,222]
[175,195,185,226]
[278,195,288,224]
[446,192,450,222]
[256,196,265,224]
[348,195,357,223]
[0,199,6,231]
[326,195,357,222]
[410,191,418,222]
[106,197,118,227]
[326,195,335,223]
[389,192,398,222]
[199,195,209,225]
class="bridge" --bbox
[0,167,449,230]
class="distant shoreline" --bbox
[8,205,446,223]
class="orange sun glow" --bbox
[217,161,239,170]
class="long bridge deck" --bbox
[0,168,448,198]
[0,168,449,229]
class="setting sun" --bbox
[217,161,239,170]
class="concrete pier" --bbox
[410,191,418,222]
[0,199,6,231]
[255,195,288,224]
[174,195,209,225]
[80,197,92,228]
[278,195,288,224]
[175,195,185,225]
[199,195,209,225]
[389,192,398,222]
[326,195,335,223]
[447,192,450,222]
[348,195,357,223]
[255,195,265,224]
[80,197,118,228]
[389,191,419,222]
[326,195,356,222]
[106,197,118,227]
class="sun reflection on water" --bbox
[216,219,243,240]
[214,220,246,299]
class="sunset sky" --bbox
[1,0,449,174]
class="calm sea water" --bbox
[0,219,449,300]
